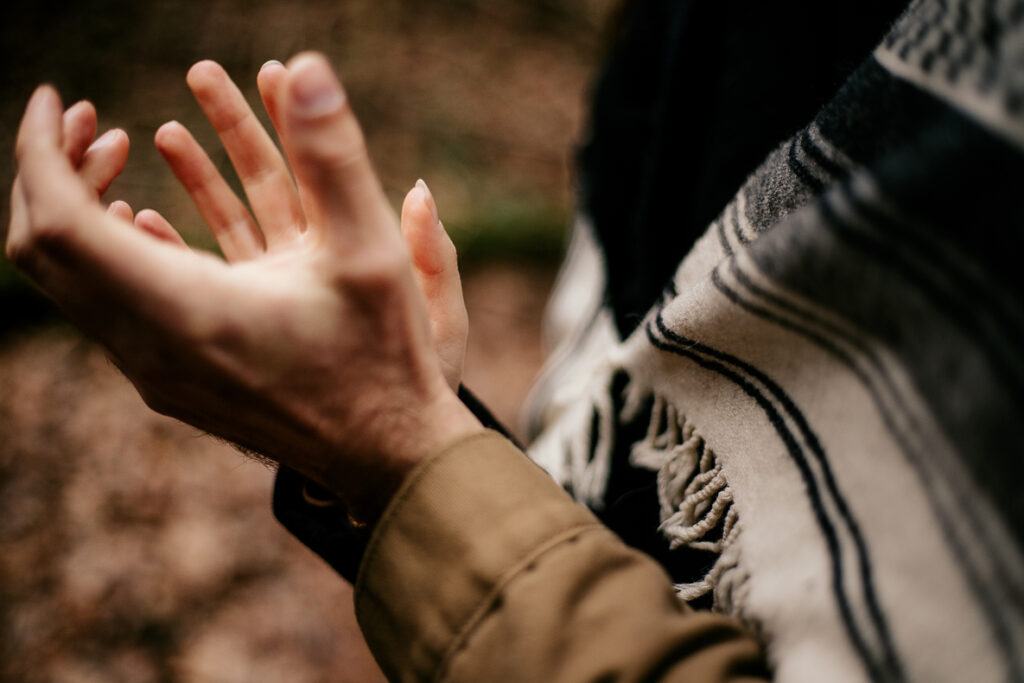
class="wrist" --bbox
[330,392,483,526]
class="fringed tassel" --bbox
[534,374,743,605]
[629,393,740,604]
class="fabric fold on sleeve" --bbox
[355,430,767,683]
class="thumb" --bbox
[281,52,394,250]
[15,86,82,209]
[11,86,95,258]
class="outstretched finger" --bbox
[62,100,97,168]
[258,58,322,234]
[80,128,130,196]
[401,180,461,284]
[280,52,395,250]
[401,179,467,389]
[155,120,264,262]
[257,60,287,135]
[187,60,305,249]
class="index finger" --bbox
[187,60,305,249]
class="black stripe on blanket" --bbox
[750,62,1024,550]
[646,313,904,683]
[717,48,1024,676]
[713,254,1024,682]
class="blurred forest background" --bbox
[0,1,613,680]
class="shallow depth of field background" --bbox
[0,1,613,680]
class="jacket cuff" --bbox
[272,464,368,583]
[354,430,602,682]
[272,385,518,583]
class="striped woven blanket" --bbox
[523,1,1024,680]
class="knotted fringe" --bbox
[626,394,739,603]
[530,372,741,603]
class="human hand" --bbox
[105,59,468,390]
[7,53,480,523]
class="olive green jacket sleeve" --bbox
[354,430,768,682]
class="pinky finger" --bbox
[135,209,188,247]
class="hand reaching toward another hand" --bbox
[400,178,467,392]
[107,58,469,391]
[7,53,479,523]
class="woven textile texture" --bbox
[524,1,1024,681]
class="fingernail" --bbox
[32,84,59,107]
[107,200,130,220]
[28,85,61,123]
[88,128,120,151]
[290,58,345,117]
[261,59,283,71]
[416,178,439,226]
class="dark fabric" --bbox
[575,0,910,586]
[591,371,720,610]
[578,0,906,338]
[272,384,519,582]
[456,384,522,448]
[536,0,1024,673]
[749,58,1024,547]
[273,465,367,584]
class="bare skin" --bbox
[7,53,478,524]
